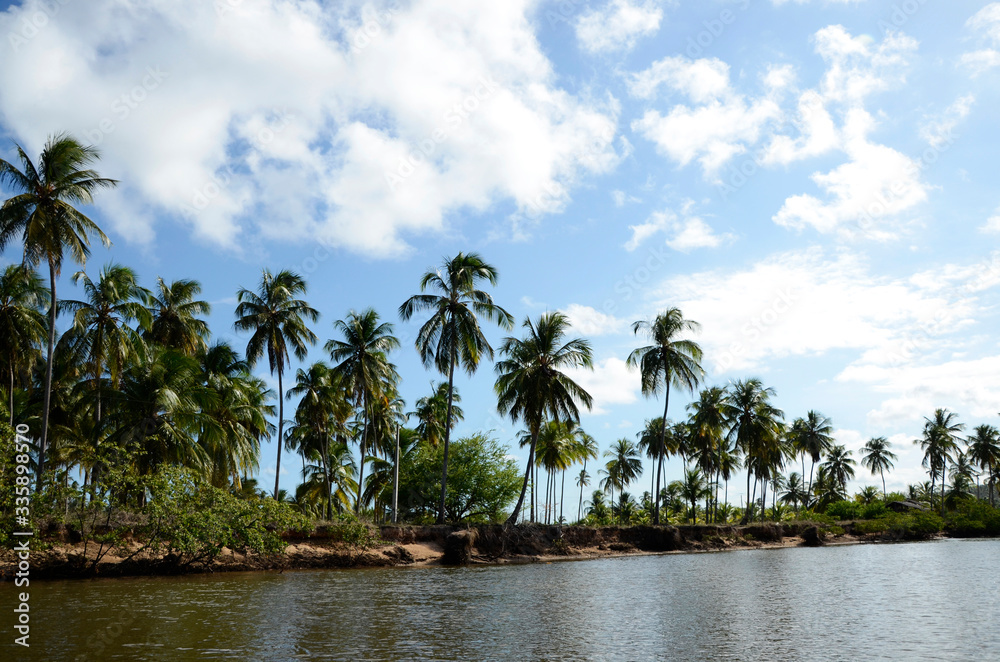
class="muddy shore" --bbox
[0,521,873,581]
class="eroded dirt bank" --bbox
[0,522,851,581]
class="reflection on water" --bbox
[3,539,997,661]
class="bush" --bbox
[860,501,888,520]
[945,501,1000,537]
[825,500,860,520]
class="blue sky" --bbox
[2,0,1000,506]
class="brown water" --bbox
[2,538,998,661]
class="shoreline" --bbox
[0,522,899,581]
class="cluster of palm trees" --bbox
[3,133,999,528]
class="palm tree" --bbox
[411,381,464,448]
[790,411,834,496]
[0,265,47,425]
[779,472,807,513]
[495,312,593,525]
[603,437,643,523]
[724,378,784,523]
[145,277,211,356]
[679,467,709,523]
[820,445,856,494]
[914,408,963,510]
[0,133,118,490]
[687,386,727,522]
[534,420,576,524]
[627,308,704,524]
[399,252,513,524]
[967,424,1000,505]
[234,269,318,499]
[575,468,590,522]
[861,436,897,499]
[326,308,399,514]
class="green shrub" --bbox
[860,501,888,520]
[852,519,890,535]
[945,501,1000,537]
[825,500,860,520]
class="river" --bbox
[3,538,997,661]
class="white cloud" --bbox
[771,0,867,5]
[0,0,620,256]
[772,110,928,238]
[567,357,641,415]
[625,203,734,252]
[962,4,1000,75]
[919,95,975,149]
[979,210,1000,234]
[562,304,627,336]
[575,0,664,54]
[629,57,783,177]
[652,246,982,376]
[611,189,641,206]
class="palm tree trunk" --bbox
[392,426,399,524]
[654,381,671,525]
[741,467,753,524]
[807,460,816,499]
[506,426,539,526]
[880,468,886,500]
[322,433,332,521]
[437,344,457,524]
[356,396,369,515]
[274,368,284,500]
[37,259,58,493]
[529,461,534,523]
[8,366,14,426]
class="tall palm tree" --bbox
[0,133,117,489]
[820,445,856,494]
[790,411,834,496]
[687,386,728,522]
[914,408,963,510]
[326,308,399,514]
[679,467,709,523]
[0,265,47,425]
[779,472,807,513]
[234,269,318,499]
[861,436,897,499]
[411,381,464,448]
[576,468,590,522]
[966,424,1000,505]
[724,378,784,523]
[637,416,673,519]
[495,312,593,525]
[145,277,211,356]
[603,437,643,523]
[627,308,704,524]
[399,252,513,524]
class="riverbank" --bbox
[1,522,873,581]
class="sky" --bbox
[2,0,999,509]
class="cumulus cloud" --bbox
[962,3,1000,76]
[566,357,641,415]
[0,0,621,256]
[562,304,627,336]
[576,0,664,54]
[625,203,734,252]
[919,95,975,149]
[629,57,784,177]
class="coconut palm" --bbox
[779,472,808,512]
[861,436,897,499]
[637,416,673,518]
[820,445,856,494]
[399,252,513,524]
[966,424,1000,505]
[575,468,591,522]
[144,277,211,356]
[411,381,464,448]
[915,408,963,510]
[0,133,118,489]
[627,308,704,524]
[724,378,784,523]
[0,265,48,425]
[234,268,318,499]
[495,312,593,525]
[326,308,400,514]
[679,467,710,523]
[790,411,834,496]
[603,437,643,523]
[534,420,576,524]
[687,386,728,522]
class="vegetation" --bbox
[3,132,1000,564]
